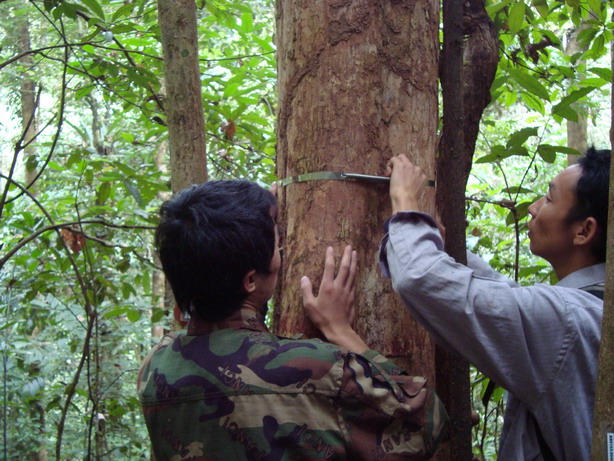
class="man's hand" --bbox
[301,245,369,353]
[386,154,426,214]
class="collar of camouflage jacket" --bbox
[187,306,268,335]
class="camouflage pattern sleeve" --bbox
[339,349,447,459]
[138,328,446,461]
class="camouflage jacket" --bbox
[138,307,447,461]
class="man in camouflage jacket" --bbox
[138,180,447,460]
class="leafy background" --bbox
[0,0,611,459]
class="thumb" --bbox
[300,276,314,306]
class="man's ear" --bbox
[573,217,599,247]
[242,269,257,294]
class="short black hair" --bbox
[566,146,611,262]
[155,180,277,322]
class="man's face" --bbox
[527,165,581,266]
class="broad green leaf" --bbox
[240,12,253,32]
[578,78,608,88]
[589,33,606,57]
[96,182,112,205]
[80,0,105,20]
[552,87,594,115]
[75,86,94,100]
[111,3,135,22]
[589,67,612,81]
[104,307,128,319]
[553,105,578,122]
[501,186,533,194]
[520,92,545,114]
[126,309,142,322]
[507,2,526,35]
[82,44,96,54]
[587,0,603,18]
[537,144,557,162]
[508,68,550,101]
[538,144,582,162]
[506,127,538,148]
[151,307,165,323]
[122,178,144,206]
[577,26,598,47]
[486,0,514,16]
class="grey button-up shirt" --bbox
[380,211,604,461]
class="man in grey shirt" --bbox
[379,147,610,460]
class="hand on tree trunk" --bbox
[301,245,368,353]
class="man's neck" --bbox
[553,254,601,281]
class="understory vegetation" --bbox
[0,0,611,459]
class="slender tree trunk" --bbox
[437,2,471,459]
[157,0,207,192]
[437,1,498,459]
[565,24,589,164]
[18,15,38,196]
[156,0,207,364]
[590,22,614,461]
[275,0,438,380]
[152,140,170,338]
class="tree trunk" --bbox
[590,21,614,461]
[275,0,438,380]
[157,0,207,192]
[565,24,589,164]
[437,1,498,459]
[18,15,38,196]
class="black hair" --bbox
[155,180,277,322]
[566,146,611,262]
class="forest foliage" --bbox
[0,0,611,459]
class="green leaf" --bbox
[501,186,533,194]
[111,3,134,22]
[96,182,112,205]
[508,68,550,101]
[520,92,545,114]
[104,307,128,319]
[240,12,253,32]
[589,67,612,81]
[553,105,578,122]
[82,44,95,54]
[151,307,165,323]
[577,27,598,47]
[486,0,514,16]
[552,87,594,115]
[538,144,582,162]
[122,178,143,206]
[126,309,142,322]
[506,127,538,148]
[80,0,105,20]
[507,1,526,35]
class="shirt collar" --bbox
[187,306,269,335]
[556,263,605,289]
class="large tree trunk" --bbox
[590,22,614,461]
[275,0,438,380]
[157,0,207,192]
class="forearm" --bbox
[319,325,369,354]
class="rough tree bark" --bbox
[437,0,498,459]
[590,22,614,461]
[274,0,439,386]
[157,0,207,192]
